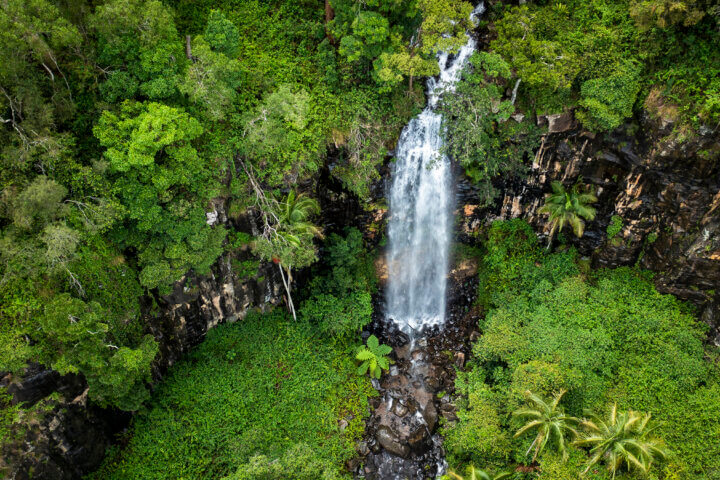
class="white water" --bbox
[386,4,484,335]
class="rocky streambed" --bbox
[354,257,481,479]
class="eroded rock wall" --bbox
[459,112,720,342]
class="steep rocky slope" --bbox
[460,110,720,343]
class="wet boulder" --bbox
[376,425,410,458]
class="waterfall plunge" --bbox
[386,3,484,336]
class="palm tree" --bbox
[277,190,323,241]
[538,181,597,249]
[512,389,579,462]
[575,404,667,479]
[274,190,323,320]
[447,466,510,480]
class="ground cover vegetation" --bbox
[442,220,720,480]
[91,227,380,478]
[89,310,374,480]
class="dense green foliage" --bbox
[222,443,344,480]
[91,227,379,478]
[301,228,377,339]
[331,0,474,90]
[0,0,438,413]
[2,0,718,478]
[91,310,375,479]
[486,0,720,130]
[443,1,720,197]
[444,220,720,479]
[439,52,543,206]
[94,100,226,290]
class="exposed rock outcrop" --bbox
[459,111,720,342]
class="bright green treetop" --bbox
[39,294,158,410]
[95,101,225,290]
[92,0,185,101]
[376,0,473,89]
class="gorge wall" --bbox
[459,109,720,344]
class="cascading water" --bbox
[360,5,485,480]
[386,3,484,336]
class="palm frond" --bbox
[568,214,584,237]
[514,420,544,437]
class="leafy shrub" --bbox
[300,228,377,338]
[577,61,642,132]
[443,375,511,468]
[476,219,579,310]
[536,449,609,480]
[301,291,372,339]
[509,361,579,411]
[313,228,377,296]
[224,443,343,480]
[204,9,240,57]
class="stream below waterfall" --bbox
[357,4,484,479]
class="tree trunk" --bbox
[278,263,296,320]
[409,74,414,92]
[325,0,336,45]
[185,35,193,61]
[546,226,555,251]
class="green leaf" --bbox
[356,349,374,361]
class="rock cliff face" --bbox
[459,111,720,343]
[1,207,284,480]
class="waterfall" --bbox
[386,3,484,335]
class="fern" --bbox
[356,335,392,379]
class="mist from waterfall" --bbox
[385,3,484,336]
